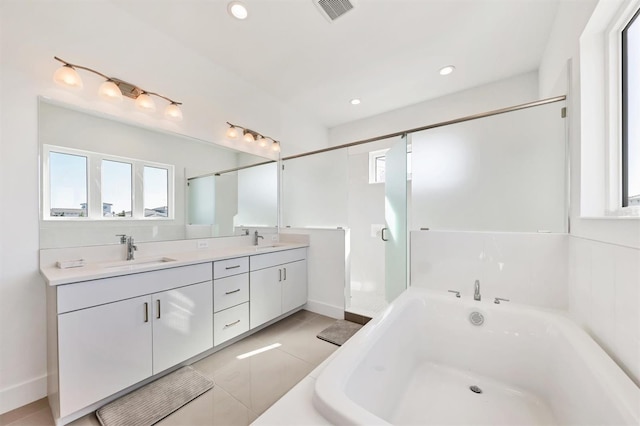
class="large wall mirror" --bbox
[39,98,277,249]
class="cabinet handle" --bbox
[283,267,287,280]
[225,265,241,270]
[224,319,241,328]
[279,268,282,282]
[225,289,241,295]
[144,302,149,323]
[156,299,161,319]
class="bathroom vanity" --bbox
[40,243,308,425]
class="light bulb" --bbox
[228,1,248,19]
[53,65,83,89]
[243,131,255,142]
[135,92,156,112]
[226,126,239,139]
[271,141,281,152]
[439,65,455,76]
[98,80,123,102]
[257,136,269,147]
[164,103,183,121]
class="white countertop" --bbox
[40,243,308,286]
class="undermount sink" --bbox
[101,257,176,269]
[254,243,287,251]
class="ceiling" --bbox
[111,0,560,128]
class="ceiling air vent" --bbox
[314,0,355,22]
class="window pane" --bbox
[375,156,386,183]
[49,152,87,217]
[623,10,640,206]
[144,166,168,217]
[102,160,132,217]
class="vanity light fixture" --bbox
[228,1,248,19]
[439,65,456,76]
[243,129,255,143]
[225,122,281,154]
[52,56,183,121]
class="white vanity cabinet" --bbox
[53,263,213,418]
[57,295,153,418]
[152,280,214,373]
[249,248,307,329]
[213,257,250,346]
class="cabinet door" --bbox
[58,295,152,417]
[249,266,282,329]
[281,260,308,313]
[152,281,213,373]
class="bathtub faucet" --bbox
[474,279,481,301]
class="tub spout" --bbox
[474,280,481,301]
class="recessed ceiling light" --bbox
[228,1,248,20]
[350,98,361,105]
[439,65,455,76]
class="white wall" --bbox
[538,0,640,385]
[329,71,539,146]
[0,0,327,413]
[280,229,347,319]
[411,231,568,310]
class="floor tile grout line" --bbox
[212,383,256,417]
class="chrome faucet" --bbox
[126,236,138,260]
[117,234,137,260]
[474,279,481,301]
[253,230,264,246]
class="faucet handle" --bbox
[447,290,461,298]
[116,234,127,244]
[494,297,510,304]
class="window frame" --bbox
[605,0,640,215]
[42,144,174,221]
[621,8,640,207]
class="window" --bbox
[143,166,169,217]
[622,8,640,207]
[48,151,87,217]
[102,160,132,217]
[43,145,174,220]
[368,148,412,184]
[369,149,387,184]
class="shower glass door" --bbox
[384,135,409,303]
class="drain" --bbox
[469,311,484,326]
[469,385,483,394]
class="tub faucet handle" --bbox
[447,290,461,298]
[494,297,510,304]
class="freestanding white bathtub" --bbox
[313,287,640,425]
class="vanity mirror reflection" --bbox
[39,99,278,249]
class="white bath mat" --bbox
[96,366,213,426]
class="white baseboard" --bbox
[304,299,343,319]
[0,374,47,414]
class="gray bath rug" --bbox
[96,366,213,426]
[317,319,363,346]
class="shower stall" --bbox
[281,96,567,318]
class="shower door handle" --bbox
[381,227,389,242]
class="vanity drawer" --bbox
[213,257,249,279]
[213,274,249,313]
[57,263,212,314]
[250,248,306,271]
[213,302,249,346]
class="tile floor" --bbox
[1,310,339,426]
